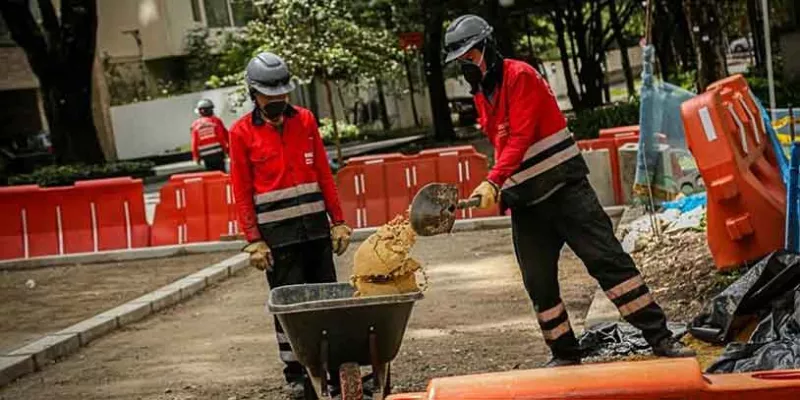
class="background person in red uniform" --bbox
[190,98,229,172]
[229,52,353,398]
[444,15,694,367]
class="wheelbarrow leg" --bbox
[305,331,330,399]
[369,329,390,400]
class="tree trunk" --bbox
[403,52,421,128]
[421,0,454,140]
[609,0,635,98]
[375,79,391,132]
[683,0,729,91]
[486,0,515,58]
[552,5,582,110]
[1,0,105,164]
[747,0,765,69]
[336,85,350,124]
[323,79,342,166]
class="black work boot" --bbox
[652,337,696,358]
[544,357,582,368]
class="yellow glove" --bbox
[470,180,499,209]
[242,240,273,271]
[331,223,353,256]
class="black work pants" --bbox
[511,177,670,360]
[266,238,337,383]
[202,152,226,172]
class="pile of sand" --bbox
[350,215,424,297]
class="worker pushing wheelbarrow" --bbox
[269,283,423,399]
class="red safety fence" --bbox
[151,171,238,246]
[0,177,149,260]
[336,146,498,229]
[682,74,785,271]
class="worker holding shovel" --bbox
[229,52,353,398]
[443,15,695,367]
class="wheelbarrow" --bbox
[268,283,423,399]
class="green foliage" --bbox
[567,100,641,140]
[8,162,155,187]
[746,76,800,108]
[318,118,362,145]
[216,0,403,87]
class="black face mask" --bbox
[262,100,287,121]
[460,62,484,89]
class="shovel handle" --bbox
[457,197,482,209]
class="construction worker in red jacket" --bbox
[444,15,694,367]
[229,52,352,398]
[190,98,229,172]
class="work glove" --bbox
[470,180,500,209]
[331,223,353,256]
[242,240,273,271]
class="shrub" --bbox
[7,161,155,187]
[568,100,640,140]
[319,118,362,145]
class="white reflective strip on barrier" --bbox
[356,208,362,228]
[177,225,183,244]
[363,208,368,226]
[365,159,384,165]
[175,189,182,209]
[90,202,98,252]
[124,201,132,249]
[727,105,749,154]
[745,89,766,144]
[360,175,365,195]
[698,107,718,142]
[738,97,760,146]
[465,160,471,181]
[354,175,360,196]
[412,166,417,186]
[405,168,411,188]
[458,161,463,183]
[21,209,29,259]
[226,184,232,204]
[439,151,458,157]
[56,206,64,255]
[468,208,473,218]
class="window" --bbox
[190,0,203,22]
[201,0,256,28]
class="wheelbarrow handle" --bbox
[457,197,482,209]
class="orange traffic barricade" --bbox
[682,74,785,270]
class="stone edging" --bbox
[0,253,249,388]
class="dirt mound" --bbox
[350,215,424,297]
[632,229,726,322]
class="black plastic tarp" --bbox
[689,251,800,344]
[578,322,687,359]
[706,285,800,373]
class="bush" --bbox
[567,100,640,140]
[746,76,800,108]
[319,118,362,145]
[7,161,155,187]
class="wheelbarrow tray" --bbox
[268,283,422,374]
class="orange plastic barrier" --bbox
[386,359,800,400]
[682,74,785,270]
[151,171,238,246]
[0,178,149,260]
[336,146,497,229]
[578,135,640,205]
[599,125,640,139]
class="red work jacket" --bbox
[474,59,588,207]
[191,116,229,161]
[229,105,344,246]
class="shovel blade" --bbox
[410,183,459,236]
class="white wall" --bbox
[111,86,248,159]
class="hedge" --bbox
[7,161,155,187]
[567,100,641,140]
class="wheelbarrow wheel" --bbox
[339,363,363,400]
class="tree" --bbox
[683,0,728,90]
[0,0,105,164]
[420,0,454,140]
[217,0,403,164]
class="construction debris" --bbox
[617,205,720,323]
[350,215,425,297]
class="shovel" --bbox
[409,183,481,236]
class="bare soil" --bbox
[0,229,598,400]
[0,252,237,354]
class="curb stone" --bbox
[0,253,249,388]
